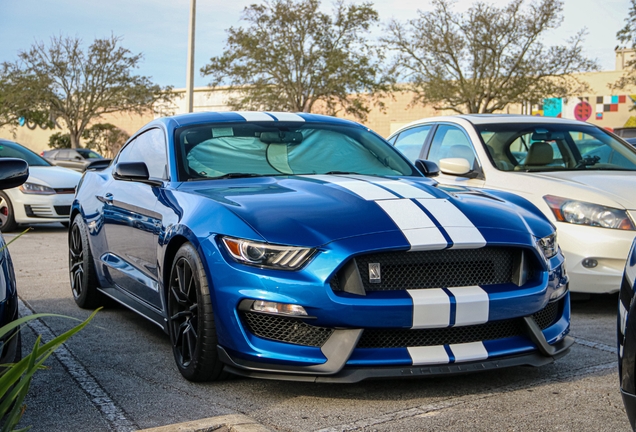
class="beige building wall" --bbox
[5,50,636,153]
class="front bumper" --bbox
[220,335,574,383]
[9,189,74,224]
[557,222,635,294]
[203,234,571,381]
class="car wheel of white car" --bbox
[0,192,17,232]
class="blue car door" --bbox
[101,129,168,310]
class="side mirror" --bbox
[414,159,440,177]
[113,162,162,186]
[439,158,472,176]
[0,158,29,190]
[86,159,112,171]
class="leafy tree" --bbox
[201,0,389,121]
[615,0,636,90]
[81,123,130,158]
[1,35,172,148]
[48,132,72,149]
[382,0,597,114]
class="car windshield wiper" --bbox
[188,173,266,181]
[324,171,363,175]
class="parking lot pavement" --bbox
[4,225,631,431]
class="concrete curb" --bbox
[139,414,272,432]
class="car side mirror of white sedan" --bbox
[439,157,473,176]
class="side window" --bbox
[393,126,432,162]
[426,125,477,168]
[117,129,168,179]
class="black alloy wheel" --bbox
[168,243,226,382]
[69,214,102,308]
[0,192,17,232]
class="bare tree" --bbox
[382,0,597,114]
[1,35,172,147]
[202,0,390,121]
[614,0,636,91]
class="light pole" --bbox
[185,0,196,113]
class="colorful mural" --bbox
[533,94,636,126]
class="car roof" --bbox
[401,114,589,129]
[146,111,367,130]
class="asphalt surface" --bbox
[4,224,631,432]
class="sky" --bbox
[0,0,631,89]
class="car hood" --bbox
[516,171,636,210]
[178,175,552,248]
[27,166,82,188]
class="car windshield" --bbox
[476,122,636,172]
[0,141,51,166]
[76,149,103,159]
[175,122,418,180]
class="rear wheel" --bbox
[167,243,226,382]
[69,214,103,309]
[0,192,17,232]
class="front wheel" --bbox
[69,214,103,309]
[0,192,17,232]
[167,243,226,382]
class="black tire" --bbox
[167,243,226,382]
[0,191,17,232]
[69,214,103,309]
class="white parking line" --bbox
[18,298,136,432]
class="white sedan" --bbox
[388,115,636,294]
[0,139,82,231]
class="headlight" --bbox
[221,237,316,270]
[19,182,55,195]
[544,195,635,230]
[537,232,558,260]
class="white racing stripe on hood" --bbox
[235,112,274,121]
[309,175,486,251]
[267,112,305,122]
[417,199,486,249]
[408,345,449,366]
[347,175,435,199]
[377,199,447,250]
[310,175,397,200]
[448,286,489,326]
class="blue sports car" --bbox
[70,111,572,382]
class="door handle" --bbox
[97,193,114,205]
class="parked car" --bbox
[70,111,571,382]
[0,139,82,231]
[42,148,110,172]
[388,115,636,294]
[624,137,636,148]
[0,158,29,365]
[618,239,636,430]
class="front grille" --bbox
[242,312,334,347]
[331,247,535,292]
[24,205,54,218]
[54,205,71,216]
[532,300,560,329]
[356,300,561,349]
[240,300,562,349]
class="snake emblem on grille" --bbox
[368,263,381,283]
